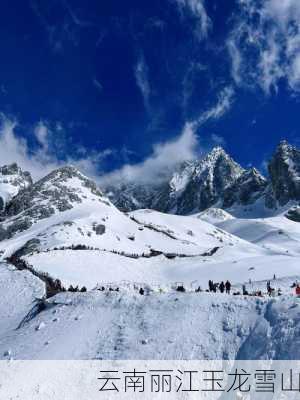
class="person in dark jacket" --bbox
[225,280,231,294]
[208,280,214,292]
[219,281,225,293]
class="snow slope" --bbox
[23,250,300,290]
[0,262,45,339]
[14,208,277,289]
[0,171,246,261]
[218,212,300,256]
[0,289,299,360]
[195,207,235,224]
[0,202,297,291]
[0,165,300,362]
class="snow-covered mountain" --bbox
[0,164,260,289]
[0,164,239,250]
[0,162,297,293]
[106,147,247,214]
[105,141,300,216]
[0,163,32,212]
[267,140,300,207]
[0,152,299,361]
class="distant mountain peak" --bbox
[0,163,32,212]
[42,165,87,181]
[207,146,227,157]
[268,140,300,206]
[0,163,110,241]
[106,142,300,215]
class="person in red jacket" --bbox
[295,285,300,297]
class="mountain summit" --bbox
[268,141,300,206]
[105,142,300,215]
[106,146,267,214]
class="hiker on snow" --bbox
[267,281,273,296]
[242,284,246,295]
[225,280,231,294]
[219,281,225,293]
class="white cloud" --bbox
[34,120,50,151]
[228,0,300,94]
[100,86,234,186]
[227,39,242,84]
[265,0,300,26]
[135,55,151,112]
[100,122,198,186]
[0,84,233,189]
[173,0,211,39]
[196,86,234,125]
[0,115,110,182]
[0,116,58,179]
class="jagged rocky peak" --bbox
[194,146,244,184]
[223,167,267,208]
[0,163,32,211]
[165,146,245,214]
[0,165,110,240]
[36,165,103,196]
[268,140,300,206]
[104,146,247,214]
[105,141,300,215]
[6,164,107,217]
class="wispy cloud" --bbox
[92,78,103,93]
[135,55,151,113]
[194,86,235,127]
[0,115,111,181]
[100,86,234,186]
[227,39,242,85]
[182,62,207,112]
[228,0,300,94]
[100,122,198,186]
[30,0,95,52]
[63,0,95,28]
[173,0,211,39]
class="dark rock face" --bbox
[170,148,244,214]
[106,142,300,215]
[223,168,268,208]
[0,163,32,212]
[106,147,248,214]
[106,183,155,213]
[0,139,299,241]
[268,141,300,206]
[0,165,108,240]
[285,207,300,222]
[93,224,106,235]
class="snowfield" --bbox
[23,250,299,291]
[0,263,45,339]
[0,274,299,360]
[0,165,300,361]
[14,209,300,291]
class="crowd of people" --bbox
[208,280,231,294]
[96,279,300,298]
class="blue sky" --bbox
[0,0,299,182]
